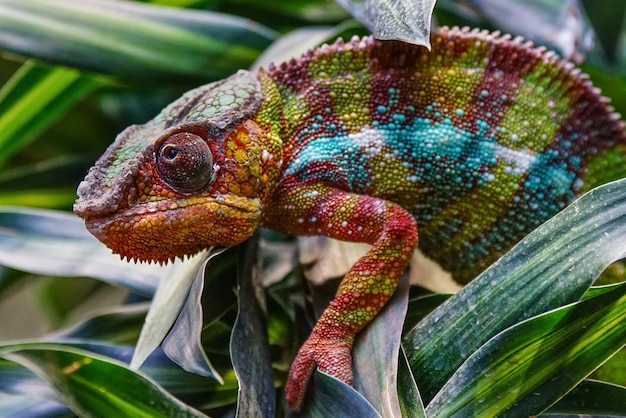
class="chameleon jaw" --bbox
[81,196,262,264]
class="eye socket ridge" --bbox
[156,132,215,193]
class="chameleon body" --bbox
[74,27,626,410]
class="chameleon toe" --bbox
[285,333,354,411]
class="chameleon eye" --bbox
[156,132,214,193]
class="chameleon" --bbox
[74,26,626,410]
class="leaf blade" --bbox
[0,0,276,82]
[230,237,275,417]
[0,207,171,296]
[0,343,207,418]
[545,379,626,415]
[130,249,221,371]
[0,62,100,168]
[426,283,626,417]
[405,179,626,402]
[353,271,410,417]
[336,0,436,45]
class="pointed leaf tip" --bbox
[336,0,436,46]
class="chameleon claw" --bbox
[285,332,354,411]
[285,344,315,411]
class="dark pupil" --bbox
[165,147,179,160]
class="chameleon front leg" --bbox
[263,184,419,410]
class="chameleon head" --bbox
[74,70,280,263]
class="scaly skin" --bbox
[74,27,626,410]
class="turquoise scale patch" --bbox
[285,114,579,222]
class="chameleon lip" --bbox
[81,197,261,263]
[80,195,261,226]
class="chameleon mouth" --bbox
[79,196,261,263]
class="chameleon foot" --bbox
[285,332,354,411]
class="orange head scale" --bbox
[74,71,281,263]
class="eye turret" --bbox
[156,132,214,193]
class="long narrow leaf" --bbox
[0,343,207,418]
[47,303,150,344]
[405,179,626,402]
[0,61,99,168]
[130,249,220,372]
[0,0,277,170]
[397,346,426,418]
[0,0,276,82]
[0,339,231,409]
[335,0,436,45]
[230,237,275,417]
[353,271,410,417]
[0,207,173,296]
[162,267,219,379]
[545,379,626,416]
[304,371,381,418]
[426,282,626,417]
[0,188,79,209]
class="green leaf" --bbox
[0,0,281,176]
[397,346,426,418]
[545,379,626,416]
[0,61,99,168]
[0,0,277,83]
[0,343,207,418]
[581,0,626,63]
[303,371,381,417]
[130,249,223,374]
[0,339,233,411]
[335,0,436,45]
[162,268,218,378]
[582,282,626,300]
[405,179,626,402]
[353,272,410,417]
[426,282,626,417]
[403,292,451,333]
[230,237,275,417]
[215,0,349,26]
[0,207,173,296]
[0,188,80,209]
[48,303,149,345]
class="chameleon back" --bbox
[263,27,626,283]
